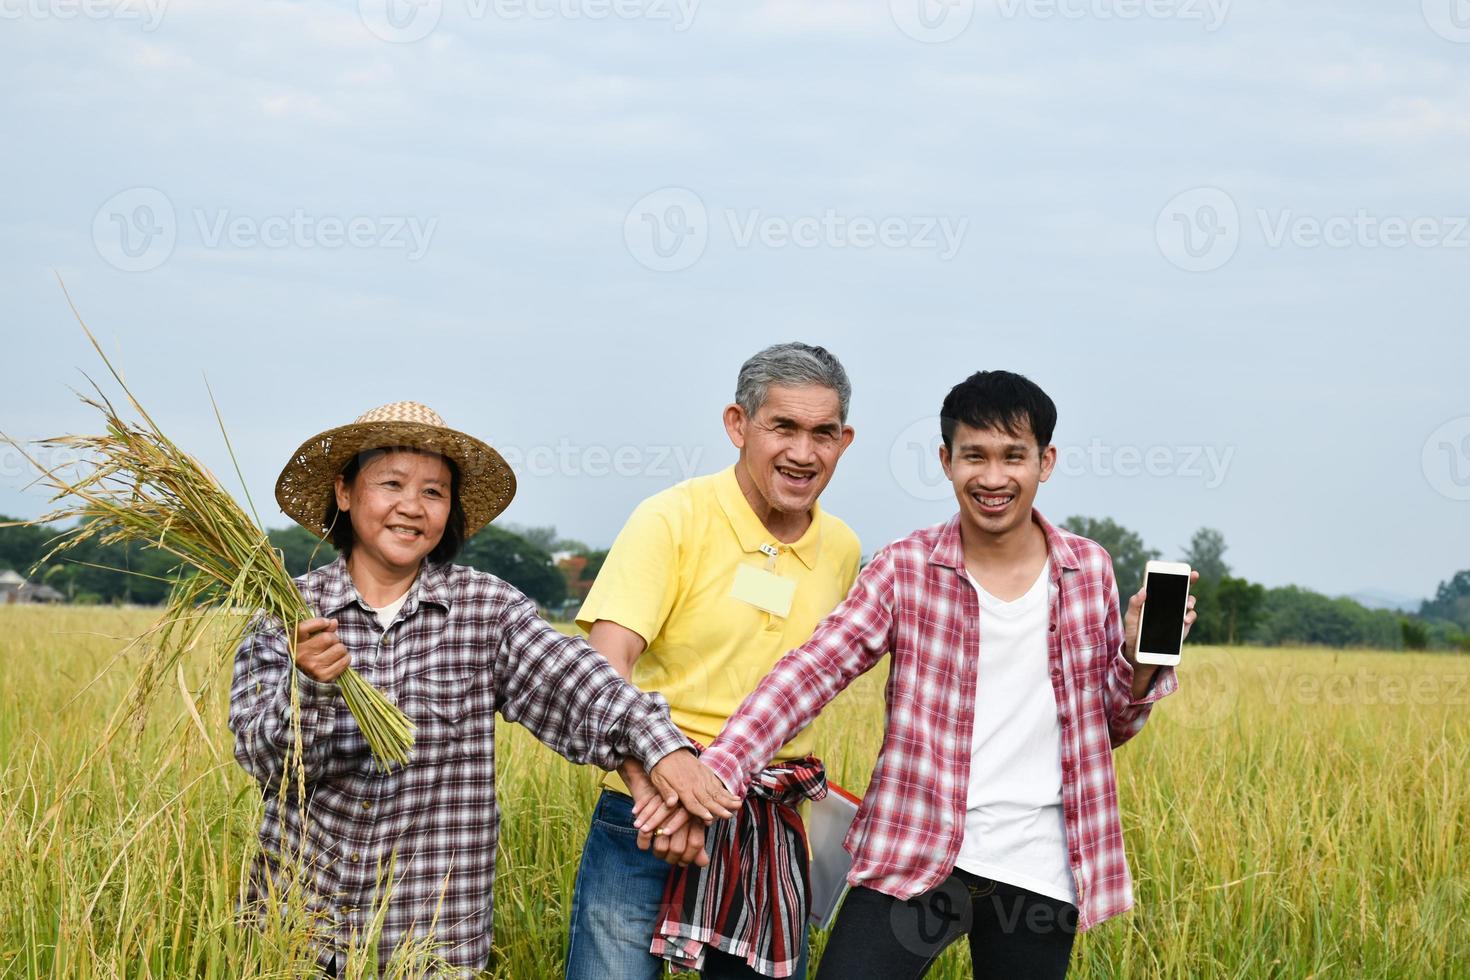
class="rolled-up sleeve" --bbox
[228,615,343,787]
[1101,566,1179,748]
[494,595,692,771]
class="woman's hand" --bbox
[644,749,740,824]
[294,617,351,682]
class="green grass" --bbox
[1,606,1466,978]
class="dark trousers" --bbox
[814,868,1077,980]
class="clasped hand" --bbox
[621,754,740,868]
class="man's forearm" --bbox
[1130,661,1159,700]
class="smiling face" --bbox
[724,383,855,520]
[333,448,453,578]
[940,420,1057,540]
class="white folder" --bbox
[807,782,862,929]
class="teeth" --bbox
[977,495,1012,507]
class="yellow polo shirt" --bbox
[578,465,861,795]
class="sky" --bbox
[1,0,1467,603]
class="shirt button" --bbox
[361,801,372,810]
[1049,622,1058,633]
[1070,850,1081,863]
[350,853,360,863]
[1051,668,1062,680]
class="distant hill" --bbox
[1343,590,1422,613]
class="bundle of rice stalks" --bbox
[1,301,414,771]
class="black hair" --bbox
[323,447,467,564]
[939,370,1057,450]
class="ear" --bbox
[939,441,953,482]
[1038,443,1058,483]
[836,425,856,456]
[333,473,351,513]
[722,404,748,450]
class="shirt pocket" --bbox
[1064,626,1112,697]
[411,663,475,732]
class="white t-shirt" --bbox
[373,591,411,631]
[955,559,1078,906]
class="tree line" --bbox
[0,516,586,610]
[4,512,1467,652]
[1061,517,1470,653]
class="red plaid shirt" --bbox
[701,510,1178,933]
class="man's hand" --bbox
[618,758,712,867]
[294,617,349,683]
[1123,570,1200,700]
[641,749,740,828]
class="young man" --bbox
[563,343,863,979]
[690,371,1197,979]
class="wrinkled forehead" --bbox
[752,383,845,426]
[357,447,453,484]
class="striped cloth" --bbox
[650,757,828,978]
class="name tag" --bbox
[730,563,797,618]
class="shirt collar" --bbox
[713,465,824,571]
[928,508,1080,577]
[313,554,454,617]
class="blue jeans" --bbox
[565,790,811,979]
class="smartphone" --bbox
[1136,560,1192,666]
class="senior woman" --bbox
[229,402,736,977]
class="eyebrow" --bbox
[769,415,841,433]
[957,442,1029,454]
[379,466,448,487]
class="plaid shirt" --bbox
[701,510,1179,933]
[228,556,690,975]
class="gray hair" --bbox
[735,342,852,423]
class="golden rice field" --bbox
[0,605,1466,979]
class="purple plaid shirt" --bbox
[229,556,691,975]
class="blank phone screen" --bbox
[1140,572,1190,656]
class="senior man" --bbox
[563,343,862,980]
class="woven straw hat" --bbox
[275,401,516,540]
